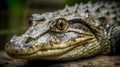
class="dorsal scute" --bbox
[55,2,120,25]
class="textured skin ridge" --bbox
[5,2,120,60]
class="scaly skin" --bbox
[5,2,120,60]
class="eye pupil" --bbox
[56,19,65,30]
[60,22,63,29]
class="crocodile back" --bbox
[80,2,120,25]
[63,2,120,25]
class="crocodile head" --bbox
[5,2,120,60]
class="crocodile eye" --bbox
[51,18,68,32]
[56,19,65,30]
[51,18,69,32]
[55,18,68,30]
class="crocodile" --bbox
[5,2,120,61]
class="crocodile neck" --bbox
[110,26,120,54]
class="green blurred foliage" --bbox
[6,0,28,35]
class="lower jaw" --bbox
[7,44,77,60]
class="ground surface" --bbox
[0,51,120,67]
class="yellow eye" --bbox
[52,18,68,32]
[56,18,67,30]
